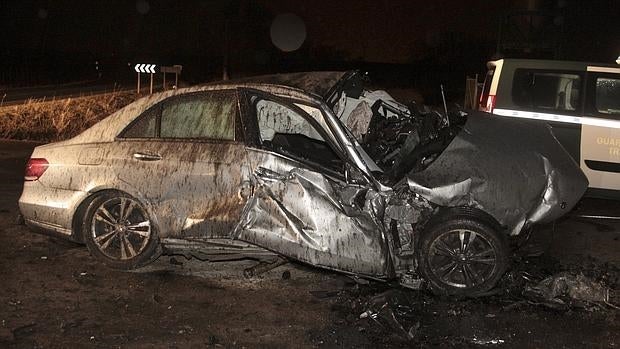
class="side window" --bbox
[512,69,582,112]
[254,98,343,172]
[161,91,236,140]
[122,106,158,138]
[593,75,620,117]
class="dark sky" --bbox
[1,0,618,84]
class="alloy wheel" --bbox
[427,229,498,289]
[90,197,151,260]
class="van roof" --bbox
[487,58,619,70]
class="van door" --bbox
[581,67,620,192]
[493,67,585,163]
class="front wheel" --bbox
[418,217,508,296]
[83,192,161,269]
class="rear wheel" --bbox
[83,192,160,269]
[418,217,508,296]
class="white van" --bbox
[479,59,620,198]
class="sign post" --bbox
[134,63,157,94]
[160,65,183,90]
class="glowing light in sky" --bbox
[37,8,48,19]
[136,0,150,15]
[270,13,306,52]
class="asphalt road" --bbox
[0,139,618,348]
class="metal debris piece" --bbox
[359,290,417,340]
[242,258,287,278]
[471,337,506,345]
[525,272,611,306]
[399,273,424,290]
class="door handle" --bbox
[133,152,162,161]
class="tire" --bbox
[82,191,161,269]
[418,217,508,296]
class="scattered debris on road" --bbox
[525,272,616,310]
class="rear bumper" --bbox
[23,218,83,243]
[18,181,87,241]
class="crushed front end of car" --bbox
[233,74,588,295]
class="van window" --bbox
[512,69,582,112]
[595,77,620,115]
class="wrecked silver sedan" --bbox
[18,71,588,295]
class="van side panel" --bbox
[488,59,620,196]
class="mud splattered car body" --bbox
[19,71,588,295]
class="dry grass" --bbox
[0,91,136,142]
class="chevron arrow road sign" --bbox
[134,63,157,94]
[134,63,157,73]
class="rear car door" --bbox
[114,89,251,238]
[581,67,620,193]
[233,89,390,277]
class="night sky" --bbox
[1,0,618,86]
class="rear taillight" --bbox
[484,95,496,113]
[25,158,49,181]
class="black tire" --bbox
[418,217,508,296]
[82,191,161,269]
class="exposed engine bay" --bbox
[332,78,466,184]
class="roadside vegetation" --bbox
[0,92,136,142]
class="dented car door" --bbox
[233,89,391,277]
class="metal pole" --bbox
[222,19,230,80]
[149,73,153,94]
[137,72,141,94]
[163,72,166,90]
[175,72,178,88]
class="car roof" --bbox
[63,71,351,145]
[201,71,350,100]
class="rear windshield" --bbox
[512,69,582,112]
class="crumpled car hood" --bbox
[405,112,589,235]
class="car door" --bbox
[580,67,620,194]
[113,89,252,238]
[232,89,390,277]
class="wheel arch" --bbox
[422,206,505,236]
[71,188,160,243]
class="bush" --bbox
[0,92,136,142]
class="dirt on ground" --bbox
[0,139,618,348]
